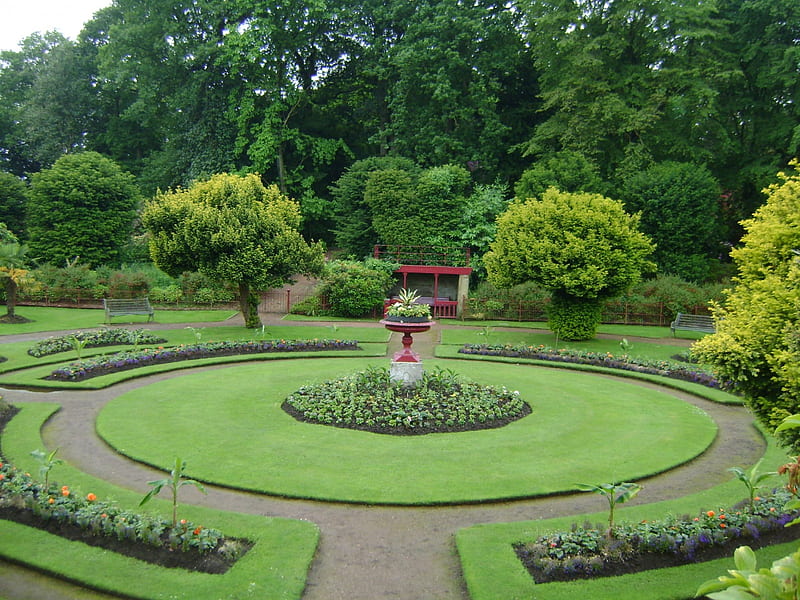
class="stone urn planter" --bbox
[380,318,435,363]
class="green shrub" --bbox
[149,285,183,304]
[547,294,604,341]
[318,259,396,318]
[194,287,235,305]
[290,295,323,316]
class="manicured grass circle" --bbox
[96,358,717,505]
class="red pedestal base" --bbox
[380,319,434,363]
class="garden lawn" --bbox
[456,426,794,600]
[0,324,390,387]
[0,403,319,600]
[0,306,238,334]
[95,358,717,505]
[440,328,692,363]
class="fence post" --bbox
[286,289,291,313]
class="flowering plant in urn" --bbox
[386,288,432,321]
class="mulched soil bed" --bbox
[514,525,800,584]
[281,400,532,435]
[0,505,251,574]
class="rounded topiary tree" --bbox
[142,173,324,328]
[484,188,655,340]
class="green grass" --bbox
[0,324,390,387]
[0,306,238,335]
[440,327,691,363]
[1,403,319,600]
[456,425,792,600]
[445,319,706,339]
[95,358,717,504]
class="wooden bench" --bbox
[103,298,155,324]
[670,312,715,336]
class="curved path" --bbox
[0,320,764,600]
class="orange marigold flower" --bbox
[100,513,107,518]
[770,507,776,512]
[180,519,187,525]
[86,493,97,502]
[719,514,726,520]
[693,517,699,521]
[48,497,55,504]
[61,485,69,491]
[720,523,727,528]
[0,474,4,481]
[754,496,761,501]
[706,511,715,517]
[61,488,70,497]
[193,526,203,535]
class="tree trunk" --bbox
[276,144,287,195]
[5,278,16,318]
[238,282,262,329]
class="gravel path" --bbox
[0,319,763,600]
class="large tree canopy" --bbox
[26,152,140,267]
[485,188,654,339]
[693,163,800,449]
[142,173,325,328]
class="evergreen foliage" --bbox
[26,152,139,268]
[141,173,325,328]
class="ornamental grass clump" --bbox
[459,343,720,389]
[283,366,529,434]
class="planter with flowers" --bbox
[380,289,435,368]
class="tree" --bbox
[142,173,325,328]
[26,152,140,267]
[514,150,606,200]
[329,156,420,257]
[621,161,725,281]
[484,188,654,340]
[693,163,800,449]
[0,172,27,237]
[0,240,30,322]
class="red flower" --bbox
[193,526,203,535]
[720,523,727,528]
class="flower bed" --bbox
[0,406,248,573]
[47,338,360,381]
[283,366,530,435]
[28,328,168,358]
[514,492,800,583]
[459,343,721,389]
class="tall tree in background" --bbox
[26,152,140,267]
[520,0,724,179]
[0,172,27,237]
[142,173,325,328]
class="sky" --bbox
[0,0,111,52]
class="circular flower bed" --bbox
[28,328,168,358]
[282,366,530,435]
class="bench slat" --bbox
[670,312,714,335]
[103,298,154,323]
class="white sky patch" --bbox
[0,0,111,52]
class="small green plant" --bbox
[696,544,800,599]
[185,326,204,343]
[477,325,494,344]
[575,481,642,537]
[386,288,432,319]
[139,457,207,527]
[30,447,63,488]
[619,338,633,353]
[729,459,776,512]
[67,334,88,359]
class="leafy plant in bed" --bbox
[282,366,530,435]
[46,338,360,381]
[514,492,800,583]
[459,343,722,389]
[0,408,250,573]
[28,328,168,358]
